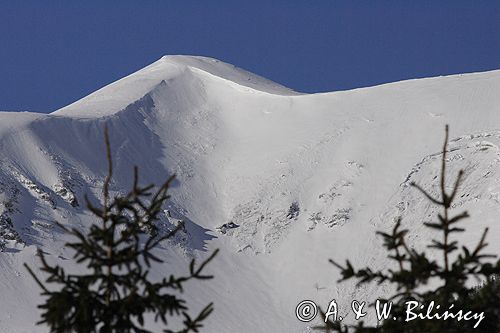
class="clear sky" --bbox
[1,1,499,113]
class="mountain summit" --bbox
[54,55,299,118]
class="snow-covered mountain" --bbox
[1,55,499,332]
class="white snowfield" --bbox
[0,55,499,332]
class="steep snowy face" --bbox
[0,56,500,333]
[379,131,500,253]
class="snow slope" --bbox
[1,55,500,332]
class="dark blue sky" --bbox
[1,1,499,113]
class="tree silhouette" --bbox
[316,125,500,333]
[25,126,218,333]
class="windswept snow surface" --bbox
[1,55,500,332]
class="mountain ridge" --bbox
[52,55,299,118]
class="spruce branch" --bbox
[317,125,500,332]
[24,126,218,333]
